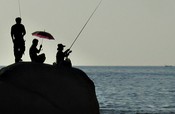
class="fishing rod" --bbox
[69,0,103,49]
[18,0,22,17]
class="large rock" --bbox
[0,62,99,114]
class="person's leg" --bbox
[19,40,25,60]
[14,43,21,62]
[38,54,46,63]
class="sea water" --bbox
[1,66,175,113]
[77,66,175,114]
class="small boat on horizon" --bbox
[164,65,173,67]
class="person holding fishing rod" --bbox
[56,44,72,67]
[10,0,26,62]
[55,0,102,67]
[11,17,26,63]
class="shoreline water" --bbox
[77,66,175,114]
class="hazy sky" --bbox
[1,0,175,66]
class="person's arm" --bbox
[10,26,14,42]
[37,45,42,53]
[64,49,72,57]
[22,25,26,37]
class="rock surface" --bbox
[0,62,99,114]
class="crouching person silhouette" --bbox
[29,39,46,63]
[56,44,72,67]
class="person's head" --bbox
[57,44,65,51]
[15,17,22,24]
[32,39,38,46]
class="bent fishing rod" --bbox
[69,0,103,49]
[18,0,22,17]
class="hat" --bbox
[57,44,65,48]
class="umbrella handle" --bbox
[41,39,43,45]
[40,39,43,51]
[39,44,43,52]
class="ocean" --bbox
[1,66,175,114]
[77,66,175,114]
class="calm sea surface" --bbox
[1,66,175,114]
[77,66,175,114]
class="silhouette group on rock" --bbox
[11,17,72,67]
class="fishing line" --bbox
[18,0,22,17]
[69,0,103,49]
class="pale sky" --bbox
[1,0,175,66]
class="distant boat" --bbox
[164,65,173,67]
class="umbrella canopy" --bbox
[32,31,54,40]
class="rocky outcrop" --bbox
[0,62,99,114]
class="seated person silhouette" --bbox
[29,39,46,63]
[56,44,72,67]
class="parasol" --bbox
[32,31,54,40]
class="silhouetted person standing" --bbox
[11,17,26,62]
[29,39,46,63]
[56,44,72,67]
